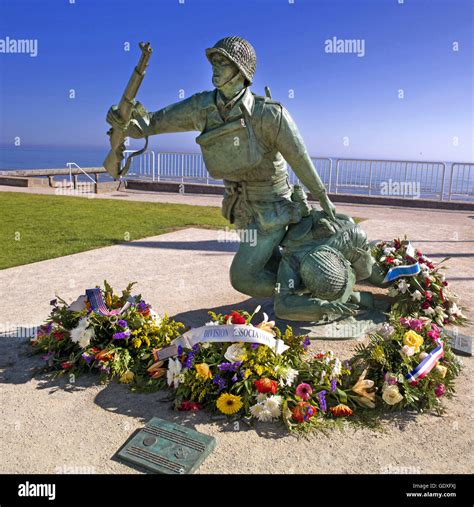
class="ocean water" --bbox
[0,145,108,170]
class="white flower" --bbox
[224,343,247,362]
[250,403,273,422]
[382,385,404,405]
[383,247,396,255]
[449,303,461,315]
[423,306,436,316]
[204,320,220,326]
[256,393,267,403]
[411,290,423,301]
[330,358,342,379]
[263,395,282,418]
[149,309,161,325]
[392,259,402,266]
[396,279,409,294]
[70,317,94,349]
[379,256,386,262]
[401,345,415,357]
[278,367,298,387]
[166,358,182,388]
[253,305,261,315]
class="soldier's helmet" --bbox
[206,36,257,85]
[300,246,354,302]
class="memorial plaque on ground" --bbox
[117,417,216,474]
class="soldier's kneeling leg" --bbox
[230,227,287,298]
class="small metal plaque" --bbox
[118,417,215,474]
[445,330,472,356]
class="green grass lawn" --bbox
[0,192,228,269]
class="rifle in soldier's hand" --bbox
[104,42,153,179]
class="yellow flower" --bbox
[255,365,264,376]
[243,369,252,379]
[106,292,112,307]
[195,363,213,380]
[119,371,134,384]
[403,330,424,354]
[132,337,142,348]
[435,364,447,378]
[216,393,243,415]
[351,368,376,403]
[382,385,403,405]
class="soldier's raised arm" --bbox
[107,92,208,139]
[274,107,336,220]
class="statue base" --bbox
[261,297,390,340]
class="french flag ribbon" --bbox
[383,242,421,283]
[405,339,445,385]
[85,288,122,316]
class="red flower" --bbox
[421,301,431,310]
[314,353,325,360]
[254,378,278,394]
[394,239,402,249]
[178,401,202,411]
[53,331,66,341]
[434,384,445,397]
[424,278,431,289]
[424,291,432,301]
[60,361,72,370]
[291,402,317,423]
[439,289,445,302]
[385,257,395,265]
[225,311,246,325]
[415,249,423,257]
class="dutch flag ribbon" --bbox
[405,339,445,385]
[383,242,421,283]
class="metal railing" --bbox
[334,159,446,200]
[122,151,473,202]
[448,163,474,201]
[122,150,156,180]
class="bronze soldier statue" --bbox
[106,36,336,301]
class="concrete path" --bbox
[0,196,473,474]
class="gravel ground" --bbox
[0,199,472,474]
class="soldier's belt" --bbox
[223,177,291,202]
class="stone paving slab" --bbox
[0,202,473,474]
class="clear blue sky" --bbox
[0,0,473,161]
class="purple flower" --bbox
[330,378,337,393]
[113,330,131,340]
[192,344,200,352]
[137,300,148,312]
[251,343,259,350]
[302,336,311,350]
[317,390,327,412]
[343,360,350,371]
[98,363,110,374]
[183,352,195,369]
[81,352,94,365]
[42,352,53,362]
[212,374,227,391]
[231,374,238,383]
[117,319,128,328]
[177,345,183,356]
[217,361,242,372]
